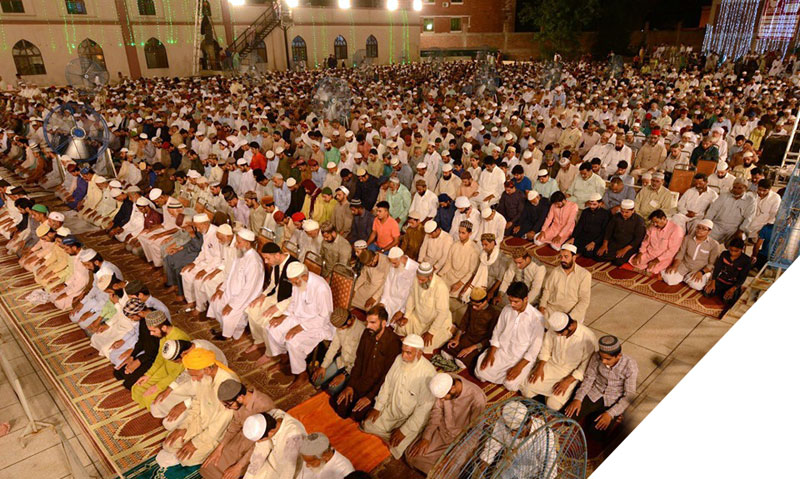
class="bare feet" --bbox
[288,371,308,390]
[244,343,261,354]
[254,355,271,366]
[0,422,10,437]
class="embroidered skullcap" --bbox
[387,246,404,259]
[330,307,350,328]
[217,379,246,402]
[481,233,496,243]
[417,262,434,275]
[459,220,473,231]
[429,373,454,399]
[145,310,167,327]
[303,220,320,232]
[123,297,145,316]
[300,433,331,458]
[238,229,255,241]
[561,244,577,254]
[470,287,488,302]
[620,199,635,210]
[598,335,622,354]
[403,334,425,349]
[48,211,65,222]
[286,262,307,279]
[354,240,367,249]
[547,311,570,332]
[502,401,528,430]
[162,339,193,361]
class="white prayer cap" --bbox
[345,131,354,138]
[652,172,665,180]
[215,224,231,236]
[238,229,255,241]
[559,158,571,166]
[326,162,337,169]
[620,199,635,210]
[110,188,123,197]
[424,220,438,234]
[537,169,549,177]
[387,246,404,259]
[135,197,149,207]
[337,186,350,197]
[286,178,297,187]
[698,219,714,230]
[505,133,513,141]
[527,190,540,201]
[390,158,399,166]
[481,207,493,219]
[95,175,107,183]
[187,170,201,178]
[78,248,97,262]
[266,150,275,158]
[442,150,451,157]
[502,401,528,430]
[354,240,367,249]
[193,213,210,223]
[243,414,268,441]
[148,188,163,201]
[403,334,424,349]
[429,373,454,399]
[48,211,65,222]
[323,138,332,143]
[588,193,602,202]
[96,271,113,291]
[561,244,578,254]
[717,161,729,172]
[109,180,122,188]
[442,163,453,172]
[641,173,652,180]
[303,219,320,232]
[547,311,570,331]
[286,262,307,279]
[138,133,148,139]
[299,432,331,458]
[236,158,248,166]
[417,262,434,275]
[276,146,285,154]
[178,143,187,149]
[416,162,427,170]
[455,196,470,209]
[408,210,423,221]
[56,227,71,237]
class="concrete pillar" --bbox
[220,0,234,46]
[113,0,142,79]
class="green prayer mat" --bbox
[124,458,201,479]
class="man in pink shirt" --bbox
[534,191,578,250]
[629,209,684,274]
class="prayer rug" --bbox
[500,237,728,318]
[287,392,391,473]
[123,458,201,479]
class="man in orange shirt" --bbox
[249,144,267,174]
[368,201,400,254]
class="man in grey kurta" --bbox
[405,374,487,474]
[320,222,352,277]
[350,249,390,310]
[199,380,275,479]
[704,179,756,244]
[163,217,204,294]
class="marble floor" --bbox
[0,277,751,478]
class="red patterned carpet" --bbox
[501,237,728,319]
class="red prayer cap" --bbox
[291,212,305,222]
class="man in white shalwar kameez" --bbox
[157,348,238,468]
[241,410,306,479]
[207,229,265,340]
[265,263,334,386]
[116,197,147,242]
[521,312,597,409]
[140,197,181,265]
[474,281,546,392]
[50,244,90,310]
[191,225,236,314]
[380,247,419,320]
[393,262,453,354]
[362,335,436,459]
[181,221,224,309]
[296,433,355,479]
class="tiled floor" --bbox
[0,276,749,478]
[0,318,111,479]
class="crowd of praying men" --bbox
[0,52,796,478]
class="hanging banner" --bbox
[757,0,800,41]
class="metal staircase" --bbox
[780,113,800,172]
[228,1,282,61]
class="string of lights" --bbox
[388,8,394,63]
[0,9,7,51]
[706,0,760,61]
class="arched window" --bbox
[291,36,307,63]
[334,35,347,60]
[366,35,378,58]
[137,0,156,15]
[253,40,267,64]
[144,37,169,69]
[12,40,46,76]
[65,0,87,14]
[77,38,106,70]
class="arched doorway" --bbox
[77,38,106,70]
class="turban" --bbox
[182,348,231,372]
